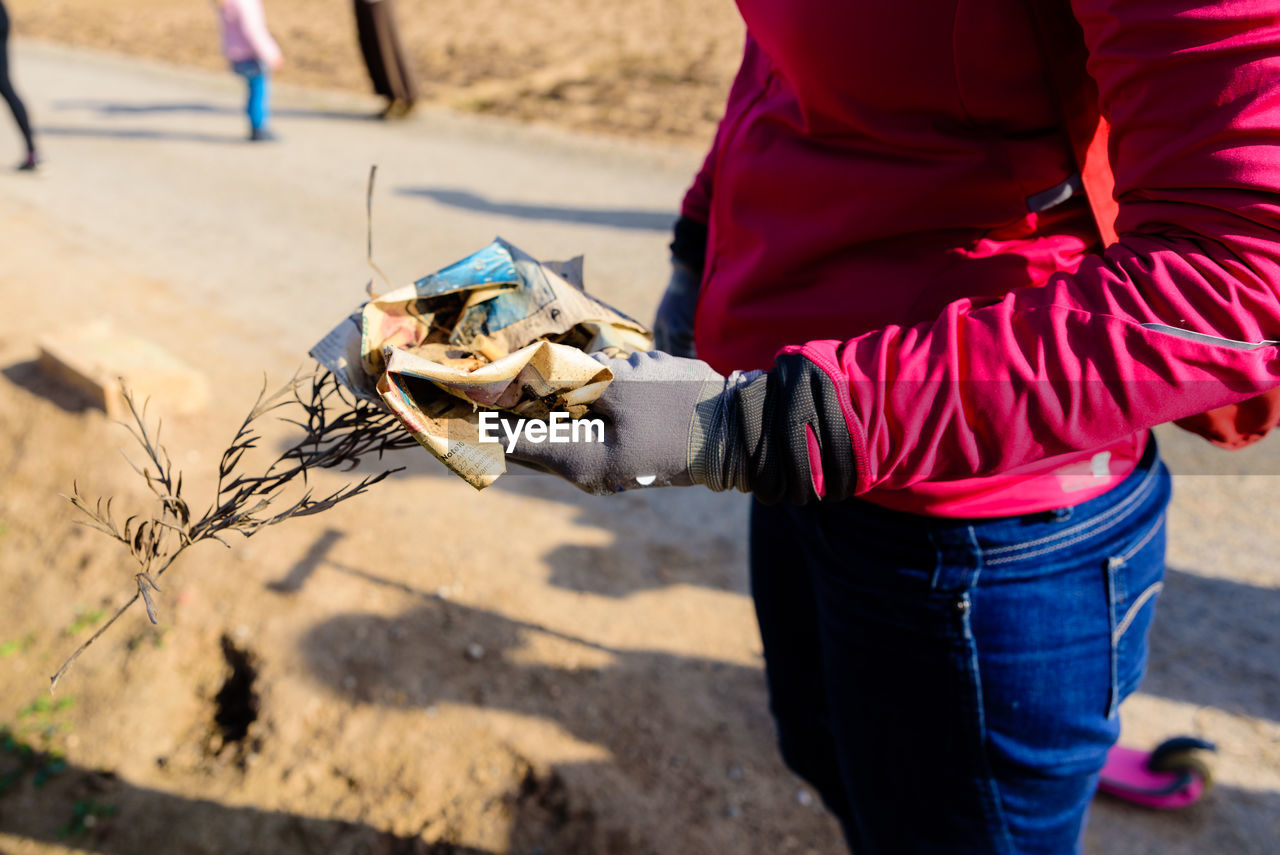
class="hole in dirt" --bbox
[214,635,259,747]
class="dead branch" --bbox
[52,369,416,691]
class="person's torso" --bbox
[699,0,1139,515]
[218,0,266,62]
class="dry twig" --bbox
[52,370,416,690]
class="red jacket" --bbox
[686,0,1280,502]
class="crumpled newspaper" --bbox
[311,238,651,488]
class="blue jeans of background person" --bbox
[751,437,1170,855]
[231,59,270,131]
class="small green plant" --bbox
[14,694,77,764]
[0,632,35,658]
[18,698,50,719]
[63,610,106,637]
[18,696,75,719]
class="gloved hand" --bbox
[499,350,860,504]
[501,350,745,494]
[652,259,701,358]
[653,215,710,358]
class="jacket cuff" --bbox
[730,354,859,504]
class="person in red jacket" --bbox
[505,1,1280,851]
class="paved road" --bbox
[2,39,1277,855]
[3,40,698,374]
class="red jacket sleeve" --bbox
[789,0,1280,492]
[681,35,773,225]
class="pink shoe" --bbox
[1097,737,1216,809]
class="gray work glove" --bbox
[652,259,701,358]
[499,350,860,504]
[502,350,750,493]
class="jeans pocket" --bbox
[1104,511,1167,717]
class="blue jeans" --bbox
[751,438,1170,854]
[231,59,270,130]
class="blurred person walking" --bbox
[0,0,38,170]
[213,0,283,141]
[353,0,418,119]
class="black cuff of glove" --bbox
[669,216,709,275]
[723,353,859,505]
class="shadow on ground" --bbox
[1144,566,1280,722]
[1087,785,1280,855]
[297,592,771,758]
[291,575,1280,855]
[295,592,807,853]
[1,360,96,414]
[0,764,493,854]
[314,440,751,599]
[2,552,1276,853]
[55,99,378,123]
[38,125,247,145]
[396,187,676,232]
[42,97,388,145]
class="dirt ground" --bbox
[7,0,745,144]
[0,5,1278,855]
[0,205,841,854]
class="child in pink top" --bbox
[212,0,283,141]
